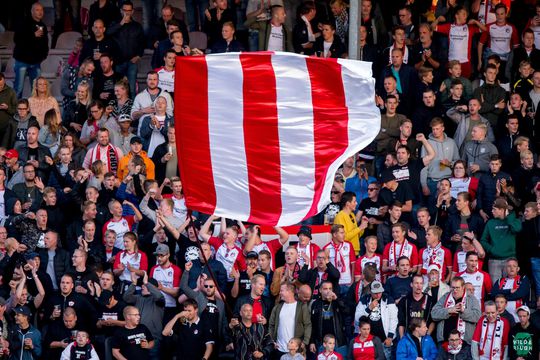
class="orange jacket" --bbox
[117,151,156,180]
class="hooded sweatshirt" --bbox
[423,133,460,181]
[461,139,498,176]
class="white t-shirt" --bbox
[147,114,166,158]
[268,25,284,51]
[0,190,5,219]
[156,67,175,93]
[323,41,332,58]
[277,302,297,352]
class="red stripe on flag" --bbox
[305,58,349,219]
[240,53,282,224]
[174,56,216,214]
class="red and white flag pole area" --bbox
[175,52,380,226]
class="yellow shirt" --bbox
[333,210,363,253]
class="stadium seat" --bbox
[104,337,114,360]
[55,31,82,50]
[188,31,207,51]
[0,31,15,49]
[41,55,64,78]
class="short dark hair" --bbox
[183,298,198,309]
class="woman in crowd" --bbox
[63,80,92,136]
[105,78,133,120]
[38,108,65,156]
[449,160,479,200]
[62,132,87,167]
[28,77,61,126]
[349,316,385,360]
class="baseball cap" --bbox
[380,170,396,183]
[153,244,169,256]
[297,225,312,240]
[246,251,259,259]
[370,280,384,294]
[427,264,441,273]
[118,114,132,123]
[0,297,6,306]
[4,149,19,159]
[130,136,143,145]
[517,305,531,315]
[24,252,39,261]
[13,306,32,317]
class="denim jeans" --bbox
[141,0,162,36]
[115,61,138,99]
[186,0,208,31]
[248,30,259,51]
[14,60,41,99]
[531,257,540,296]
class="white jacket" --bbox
[131,88,173,118]
[355,295,398,338]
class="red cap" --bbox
[4,149,18,159]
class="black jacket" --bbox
[310,297,347,348]
[38,247,72,287]
[15,143,53,182]
[298,262,340,296]
[233,294,274,319]
[79,36,118,69]
[13,16,49,64]
[444,212,485,253]
[313,37,346,58]
[107,20,145,63]
[151,141,179,183]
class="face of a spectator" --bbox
[123,237,136,252]
[222,228,237,245]
[44,190,57,206]
[155,97,167,114]
[391,50,403,67]
[147,74,158,90]
[23,165,35,181]
[200,244,212,261]
[285,248,298,265]
[110,201,123,218]
[419,26,431,43]
[84,204,97,220]
[32,4,44,21]
[272,7,286,25]
[126,308,141,326]
[522,154,534,169]
[100,56,113,73]
[398,9,411,24]
[91,105,104,121]
[524,206,537,220]
[332,228,345,243]
[523,31,535,49]
[510,93,522,109]
[164,52,176,68]
[36,78,48,95]
[465,255,478,272]
[396,147,409,165]
[452,8,467,23]
[400,121,412,137]
[495,7,507,23]
[322,25,335,41]
[451,280,465,298]
[417,210,429,226]
[389,206,402,221]
[470,126,485,141]
[172,180,182,195]
[252,277,265,297]
[202,279,215,297]
[468,99,480,115]
[92,20,105,38]
[258,254,271,271]
[37,209,47,226]
[320,282,333,299]
[489,160,501,174]
[506,118,519,134]
[58,147,72,164]
[62,313,77,329]
[240,304,253,321]
[383,77,397,93]
[423,91,435,107]
[27,127,38,145]
[450,84,463,98]
[279,284,293,301]
[215,0,228,10]
[506,260,519,277]
[97,131,110,147]
[385,154,397,168]
[100,273,114,290]
[162,7,174,22]
[15,313,29,327]
[386,98,398,113]
[518,310,530,326]
[397,259,410,276]
[426,229,439,247]
[534,72,540,89]
[485,304,497,322]
[438,179,450,194]
[184,305,197,321]
[361,0,371,16]
[83,222,96,239]
[392,226,405,242]
[222,25,235,41]
[114,84,127,100]
[455,194,468,212]
[485,68,498,84]
[60,276,74,295]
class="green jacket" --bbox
[480,212,522,259]
[245,17,294,52]
[268,301,312,345]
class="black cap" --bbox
[380,170,396,183]
[297,225,312,239]
[24,251,39,261]
[13,306,32,317]
[246,251,259,259]
[130,136,143,145]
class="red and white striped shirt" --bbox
[480,23,519,57]
[150,264,182,307]
[208,236,246,281]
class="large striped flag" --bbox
[174,52,380,226]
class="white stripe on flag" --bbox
[313,59,380,214]
[272,54,316,226]
[206,55,251,220]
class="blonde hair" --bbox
[288,338,306,358]
[75,81,92,105]
[31,76,51,98]
[44,108,62,137]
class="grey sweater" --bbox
[431,291,482,343]
[123,283,165,340]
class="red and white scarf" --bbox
[331,241,346,272]
[422,243,445,273]
[478,316,505,359]
[444,292,467,339]
[388,240,412,268]
[91,144,120,172]
[499,275,523,309]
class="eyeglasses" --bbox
[204,285,214,288]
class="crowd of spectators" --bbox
[4,0,540,359]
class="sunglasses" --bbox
[204,285,214,289]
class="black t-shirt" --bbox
[112,324,154,360]
[201,299,220,337]
[176,234,200,268]
[379,182,414,208]
[237,271,252,298]
[98,300,127,337]
[321,301,335,338]
[359,197,383,236]
[390,160,423,202]
[509,324,540,360]
[173,318,214,360]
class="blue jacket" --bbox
[396,333,438,360]
[345,175,377,209]
[8,325,42,360]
